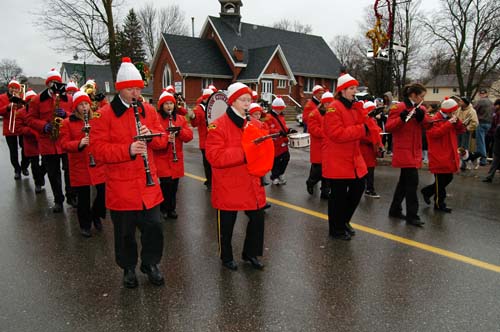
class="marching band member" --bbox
[322,74,368,240]
[306,91,333,199]
[252,90,259,102]
[92,57,168,288]
[361,101,383,198]
[206,82,273,270]
[59,91,106,236]
[153,90,193,219]
[302,85,325,133]
[15,89,46,193]
[265,96,296,185]
[0,79,30,179]
[421,98,465,213]
[386,83,429,226]
[188,88,214,190]
[65,81,79,96]
[27,68,75,213]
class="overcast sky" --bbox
[0,0,439,78]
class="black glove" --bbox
[400,110,409,122]
[279,130,287,137]
[43,123,53,133]
[415,107,425,122]
[288,128,298,134]
[94,93,106,102]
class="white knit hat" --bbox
[208,84,218,92]
[25,89,37,101]
[165,85,175,93]
[249,102,263,115]
[158,89,176,108]
[72,91,91,108]
[363,101,376,112]
[45,68,62,86]
[252,90,259,101]
[66,81,79,92]
[336,73,359,93]
[115,57,144,90]
[441,97,459,113]
[312,85,325,94]
[321,91,334,104]
[227,82,251,105]
[272,96,286,111]
[8,79,21,90]
[202,88,214,100]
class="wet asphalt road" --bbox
[0,123,499,332]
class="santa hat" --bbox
[115,57,144,91]
[158,89,176,108]
[72,91,91,108]
[252,90,259,101]
[227,82,251,105]
[272,96,286,111]
[208,84,218,92]
[165,85,175,93]
[24,89,37,101]
[441,97,459,113]
[66,81,79,93]
[202,88,214,100]
[312,85,325,94]
[45,68,62,86]
[363,101,377,112]
[321,91,334,104]
[8,79,21,90]
[336,73,359,93]
[249,103,263,115]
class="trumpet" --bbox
[8,84,26,133]
[131,98,155,186]
[82,110,96,167]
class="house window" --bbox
[433,88,439,94]
[202,78,214,90]
[162,64,172,88]
[452,88,457,92]
[104,81,110,93]
[277,80,287,89]
[304,78,315,93]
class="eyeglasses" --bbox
[236,97,252,103]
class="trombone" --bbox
[8,84,26,133]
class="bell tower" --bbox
[219,0,243,33]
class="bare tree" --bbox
[273,19,312,34]
[329,35,366,80]
[37,0,121,82]
[0,59,23,84]
[138,2,189,59]
[422,0,500,98]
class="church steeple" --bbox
[219,0,243,33]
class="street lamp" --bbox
[73,53,87,86]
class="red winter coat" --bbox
[302,98,320,126]
[153,111,193,179]
[264,111,289,156]
[386,101,429,168]
[15,106,40,157]
[177,106,187,116]
[0,92,21,136]
[322,99,368,179]
[59,114,105,187]
[206,108,267,211]
[26,89,73,155]
[307,107,325,164]
[91,97,168,211]
[360,117,382,168]
[426,112,466,174]
[190,103,208,150]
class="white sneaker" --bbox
[272,178,280,185]
[474,160,480,170]
[278,175,287,185]
[466,161,472,170]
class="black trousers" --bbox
[5,136,29,172]
[307,163,330,194]
[41,154,71,204]
[421,173,454,208]
[29,156,46,187]
[160,177,179,212]
[365,167,375,192]
[389,168,419,218]
[328,178,365,235]
[201,149,212,186]
[217,209,265,262]
[110,205,163,269]
[75,183,106,230]
[383,133,392,152]
[271,150,290,180]
[486,153,500,180]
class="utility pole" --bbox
[387,0,397,94]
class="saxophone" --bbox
[50,93,64,140]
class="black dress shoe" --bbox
[330,232,352,241]
[421,189,431,205]
[14,171,21,180]
[66,196,78,208]
[167,210,178,219]
[406,216,425,226]
[80,228,92,238]
[389,211,406,219]
[345,223,356,236]
[306,182,314,195]
[93,217,103,231]
[434,206,452,213]
[21,169,29,176]
[123,268,138,288]
[52,203,63,213]
[263,203,271,210]
[242,253,264,270]
[222,260,238,271]
[140,264,165,286]
[320,192,330,200]
[482,178,492,183]
[35,185,44,194]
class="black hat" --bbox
[479,88,488,94]
[459,96,470,105]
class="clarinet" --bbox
[168,112,179,163]
[131,99,155,186]
[82,110,96,167]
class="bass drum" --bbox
[288,133,310,148]
[207,91,228,124]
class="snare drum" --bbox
[288,133,310,148]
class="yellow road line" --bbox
[184,172,500,274]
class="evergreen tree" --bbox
[120,9,147,63]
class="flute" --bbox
[405,100,424,123]
[131,98,155,186]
